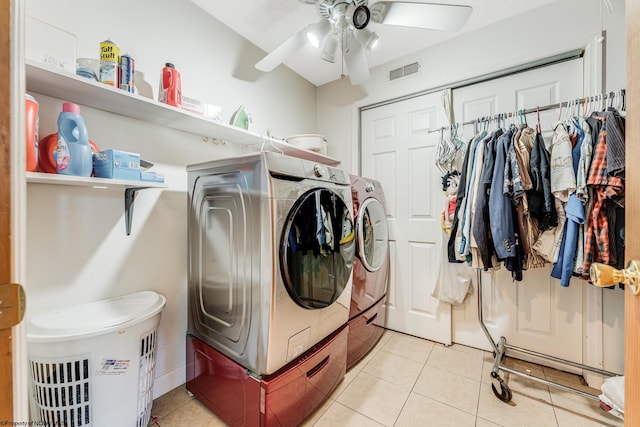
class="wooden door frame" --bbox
[626,1,640,425]
[2,0,29,421]
[1,0,13,420]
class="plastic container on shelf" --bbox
[158,63,182,108]
[27,291,166,427]
[286,134,328,155]
[25,94,39,172]
[56,102,93,176]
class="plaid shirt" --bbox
[582,116,624,278]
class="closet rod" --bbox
[428,88,625,134]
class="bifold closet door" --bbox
[450,59,585,364]
[361,92,452,345]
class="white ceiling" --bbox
[191,0,558,87]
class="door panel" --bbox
[451,59,585,362]
[361,92,451,344]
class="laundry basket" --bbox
[27,291,166,427]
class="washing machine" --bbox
[186,151,355,377]
[347,175,389,369]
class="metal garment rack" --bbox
[477,269,619,403]
[461,90,626,403]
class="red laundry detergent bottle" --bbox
[56,102,93,177]
[25,94,39,172]
[158,62,182,108]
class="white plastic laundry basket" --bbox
[27,291,166,427]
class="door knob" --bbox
[0,283,26,329]
[590,261,640,295]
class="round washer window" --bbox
[357,198,388,272]
[280,188,355,309]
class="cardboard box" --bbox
[182,96,204,115]
[26,16,76,74]
[93,149,141,181]
[182,96,222,121]
[140,171,165,183]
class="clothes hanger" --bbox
[536,107,541,134]
[599,93,605,112]
[608,91,615,109]
[557,100,564,122]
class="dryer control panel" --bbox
[309,163,348,184]
[266,152,349,185]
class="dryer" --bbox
[347,175,390,369]
[186,151,355,376]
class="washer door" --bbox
[357,198,389,272]
[280,188,355,309]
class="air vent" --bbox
[389,61,421,81]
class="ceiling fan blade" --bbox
[255,29,308,72]
[370,1,472,31]
[344,38,370,85]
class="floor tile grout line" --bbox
[474,365,483,423]
[150,392,195,424]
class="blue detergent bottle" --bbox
[56,102,93,176]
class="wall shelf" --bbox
[27,172,166,235]
[25,61,340,166]
[26,171,166,189]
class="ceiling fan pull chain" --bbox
[341,28,346,79]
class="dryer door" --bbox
[357,198,389,272]
[280,188,355,309]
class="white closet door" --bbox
[451,59,585,364]
[361,92,451,344]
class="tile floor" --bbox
[148,330,623,427]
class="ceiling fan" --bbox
[255,0,473,85]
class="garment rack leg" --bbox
[476,269,512,402]
[476,269,617,404]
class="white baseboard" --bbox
[152,365,186,400]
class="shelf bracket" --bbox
[124,187,150,235]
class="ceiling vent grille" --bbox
[389,61,421,81]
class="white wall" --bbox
[24,0,318,399]
[317,0,626,373]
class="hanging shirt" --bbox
[605,109,625,178]
[549,122,576,202]
[575,117,594,204]
[582,114,624,278]
[465,133,488,263]
[515,127,546,269]
[458,131,485,257]
[528,131,557,231]
[489,128,517,260]
[508,126,533,254]
[551,121,584,286]
[448,138,474,263]
[472,128,503,269]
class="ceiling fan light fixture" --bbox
[321,33,339,63]
[306,18,332,48]
[346,4,371,30]
[356,28,379,50]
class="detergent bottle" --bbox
[25,94,39,172]
[158,63,182,108]
[56,102,93,177]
